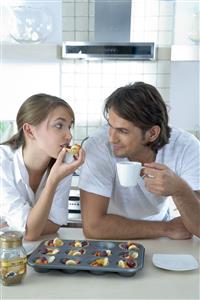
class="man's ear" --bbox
[23,123,35,139]
[146,125,160,142]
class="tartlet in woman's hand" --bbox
[66,144,81,155]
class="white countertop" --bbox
[2,228,200,300]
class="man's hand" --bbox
[143,162,184,197]
[167,217,193,240]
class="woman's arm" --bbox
[25,148,85,241]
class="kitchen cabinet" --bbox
[169,45,200,135]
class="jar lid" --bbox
[0,231,23,248]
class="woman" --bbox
[0,93,85,241]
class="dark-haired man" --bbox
[79,82,200,239]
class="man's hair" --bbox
[103,82,171,152]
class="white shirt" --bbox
[79,125,200,221]
[0,145,71,232]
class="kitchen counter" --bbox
[2,228,200,300]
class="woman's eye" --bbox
[55,123,63,129]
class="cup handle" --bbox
[141,166,155,179]
[140,166,145,178]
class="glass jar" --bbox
[0,231,27,286]
[9,6,53,44]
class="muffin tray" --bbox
[28,238,145,277]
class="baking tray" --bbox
[28,238,145,277]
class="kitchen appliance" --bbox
[62,42,155,60]
[68,196,81,221]
[62,0,155,61]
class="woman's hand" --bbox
[48,147,85,185]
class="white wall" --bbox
[0,62,60,120]
[169,1,200,134]
[61,0,174,143]
[170,61,200,132]
[174,0,200,45]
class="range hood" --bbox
[62,0,155,60]
[62,41,155,60]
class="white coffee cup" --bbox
[116,161,143,187]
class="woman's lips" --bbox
[60,143,70,148]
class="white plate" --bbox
[152,254,199,271]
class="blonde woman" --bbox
[0,94,85,241]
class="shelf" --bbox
[171,45,200,61]
[1,43,62,62]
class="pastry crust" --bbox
[66,144,81,155]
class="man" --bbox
[79,82,200,239]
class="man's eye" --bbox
[118,129,128,134]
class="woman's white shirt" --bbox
[0,145,71,232]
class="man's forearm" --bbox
[82,213,191,240]
[172,182,200,237]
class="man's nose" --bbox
[109,127,118,143]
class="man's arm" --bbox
[172,188,200,237]
[80,190,192,240]
[143,162,200,237]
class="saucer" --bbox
[152,254,199,271]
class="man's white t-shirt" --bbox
[79,125,200,221]
[0,145,71,232]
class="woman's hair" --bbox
[1,93,75,150]
[103,82,171,152]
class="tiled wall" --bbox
[62,0,175,45]
[62,0,174,144]
[130,0,174,45]
[1,1,197,143]
[61,59,171,143]
[62,0,94,41]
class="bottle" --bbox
[0,231,27,286]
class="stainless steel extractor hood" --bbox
[62,0,155,60]
[62,41,155,60]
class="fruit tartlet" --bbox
[44,237,64,247]
[117,258,137,269]
[93,250,112,257]
[62,258,81,266]
[66,144,81,155]
[120,250,138,259]
[69,240,89,248]
[67,249,86,256]
[119,241,138,250]
[34,256,55,264]
[39,247,59,255]
[90,257,109,267]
